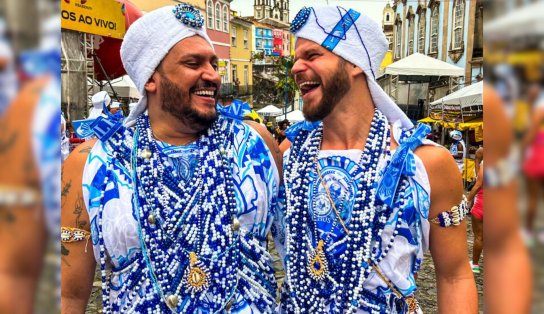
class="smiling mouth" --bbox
[299,81,321,96]
[191,89,216,99]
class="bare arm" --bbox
[484,85,532,313]
[61,140,97,314]
[417,146,478,313]
[467,166,483,208]
[474,147,483,175]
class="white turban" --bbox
[110,101,121,109]
[291,6,412,128]
[89,91,110,119]
[121,4,214,126]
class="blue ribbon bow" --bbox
[377,123,431,207]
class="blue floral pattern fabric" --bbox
[273,121,433,313]
[82,115,279,313]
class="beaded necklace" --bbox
[132,114,242,312]
[284,109,396,313]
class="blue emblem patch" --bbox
[290,7,311,33]
[172,3,204,29]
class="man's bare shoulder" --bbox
[63,140,97,170]
[414,144,463,216]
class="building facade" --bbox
[254,22,274,58]
[205,0,232,86]
[230,14,254,103]
[254,0,289,24]
[386,0,483,88]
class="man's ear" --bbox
[348,62,364,78]
[144,72,159,93]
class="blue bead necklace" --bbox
[283,109,397,313]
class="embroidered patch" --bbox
[172,3,204,29]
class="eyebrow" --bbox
[294,48,321,62]
[180,53,218,64]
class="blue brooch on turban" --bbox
[290,7,311,33]
[172,3,204,28]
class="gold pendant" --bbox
[308,240,328,281]
[183,252,210,293]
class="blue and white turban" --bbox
[121,4,214,127]
[291,6,413,128]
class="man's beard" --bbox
[159,75,217,130]
[303,59,351,122]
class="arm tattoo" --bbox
[61,243,70,256]
[73,194,87,229]
[79,146,92,154]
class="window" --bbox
[408,17,414,56]
[215,3,221,30]
[243,29,248,49]
[231,26,237,47]
[452,0,465,49]
[223,5,228,32]
[386,14,390,22]
[257,11,261,19]
[232,64,237,81]
[207,0,213,29]
[430,4,439,54]
[244,65,248,85]
[418,11,426,53]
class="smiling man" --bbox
[272,6,477,313]
[61,4,281,313]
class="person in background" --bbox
[449,130,466,174]
[275,119,289,145]
[522,83,544,245]
[467,163,483,273]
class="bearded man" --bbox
[272,6,477,313]
[61,4,281,313]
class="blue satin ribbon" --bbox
[321,9,361,51]
[216,99,252,121]
[377,123,431,207]
[284,120,321,143]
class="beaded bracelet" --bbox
[61,226,91,242]
[429,196,468,228]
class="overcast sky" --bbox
[230,0,388,25]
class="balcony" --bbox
[218,83,254,97]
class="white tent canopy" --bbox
[276,109,304,122]
[485,1,544,39]
[104,75,141,99]
[430,81,483,108]
[257,104,283,116]
[385,53,464,77]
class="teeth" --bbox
[193,90,215,96]
[299,81,320,88]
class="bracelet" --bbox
[61,226,91,242]
[429,195,469,228]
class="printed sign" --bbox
[61,0,125,39]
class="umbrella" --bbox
[257,105,283,116]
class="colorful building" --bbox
[230,14,254,103]
[254,21,273,58]
[205,0,232,86]
[272,29,283,56]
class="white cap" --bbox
[110,101,121,109]
[89,91,110,119]
[121,3,214,126]
[291,6,412,128]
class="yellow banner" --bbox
[61,0,125,39]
